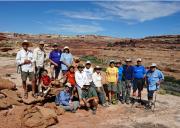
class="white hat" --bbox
[39,41,45,45]
[86,60,91,64]
[137,58,142,62]
[126,58,132,62]
[64,46,69,49]
[65,82,71,88]
[150,63,157,67]
[110,60,115,63]
[95,65,101,69]
[23,40,28,43]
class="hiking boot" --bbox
[126,100,130,105]
[121,100,125,104]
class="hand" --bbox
[24,60,31,64]
[70,102,74,109]
[156,81,160,86]
[54,63,58,67]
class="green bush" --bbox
[80,55,102,65]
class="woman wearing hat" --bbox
[92,66,108,107]
[106,60,119,105]
[60,46,73,75]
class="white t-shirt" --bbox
[92,72,102,87]
[84,67,93,83]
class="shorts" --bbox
[133,78,145,92]
[21,71,35,82]
[107,82,117,92]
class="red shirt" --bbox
[66,71,76,86]
[41,75,51,86]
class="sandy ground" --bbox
[0,57,180,128]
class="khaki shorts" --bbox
[107,82,117,92]
[21,71,35,81]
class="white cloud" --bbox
[46,9,111,20]
[96,1,180,22]
[47,24,104,34]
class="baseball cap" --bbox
[64,46,69,49]
[86,60,91,64]
[150,63,157,67]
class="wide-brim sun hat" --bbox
[150,63,157,67]
[22,40,29,45]
[39,41,45,45]
[137,58,142,62]
[125,58,132,62]
[77,64,85,68]
[64,46,69,50]
[65,82,71,88]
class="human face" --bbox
[150,66,156,72]
[42,71,48,76]
[137,61,142,66]
[126,61,131,66]
[53,46,58,50]
[78,67,84,72]
[39,44,44,50]
[64,49,69,53]
[110,63,115,68]
[96,69,101,74]
[65,86,70,92]
[85,64,91,69]
[22,44,28,51]
[70,67,74,72]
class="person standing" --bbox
[75,64,87,101]
[132,58,146,101]
[92,66,108,107]
[49,43,61,80]
[122,58,134,104]
[60,46,73,75]
[146,63,164,108]
[116,61,124,102]
[106,60,118,105]
[16,40,37,99]
[84,61,94,87]
[33,41,46,86]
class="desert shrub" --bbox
[80,55,102,65]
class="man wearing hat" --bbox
[132,58,146,101]
[84,60,94,86]
[55,83,79,113]
[75,64,87,101]
[49,43,62,79]
[122,58,134,104]
[60,46,73,75]
[33,41,46,86]
[16,40,37,99]
[146,63,164,108]
[81,83,99,115]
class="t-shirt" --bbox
[133,65,146,79]
[66,71,76,86]
[123,65,134,80]
[84,67,93,83]
[49,50,61,65]
[92,72,102,87]
[118,66,123,81]
[60,53,73,71]
[41,75,51,86]
[82,87,97,99]
[106,67,118,83]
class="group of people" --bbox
[16,40,164,115]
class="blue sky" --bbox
[0,1,180,38]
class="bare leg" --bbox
[108,91,111,103]
[50,65,55,79]
[22,81,28,99]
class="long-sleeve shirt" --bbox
[92,72,102,87]
[16,48,34,72]
[60,53,73,71]
[55,90,71,106]
[33,47,46,67]
[133,65,146,79]
[118,66,124,81]
[146,69,164,91]
[122,65,134,80]
[75,70,87,88]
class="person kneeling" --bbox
[81,84,99,115]
[39,69,52,97]
[55,83,79,113]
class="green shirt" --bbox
[82,87,97,99]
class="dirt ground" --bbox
[0,57,180,128]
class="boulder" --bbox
[0,77,16,90]
[44,102,65,116]
[21,106,58,128]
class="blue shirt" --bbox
[146,69,164,91]
[123,65,134,80]
[55,90,71,106]
[49,50,61,65]
[118,66,123,81]
[133,65,146,79]
[60,53,73,71]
